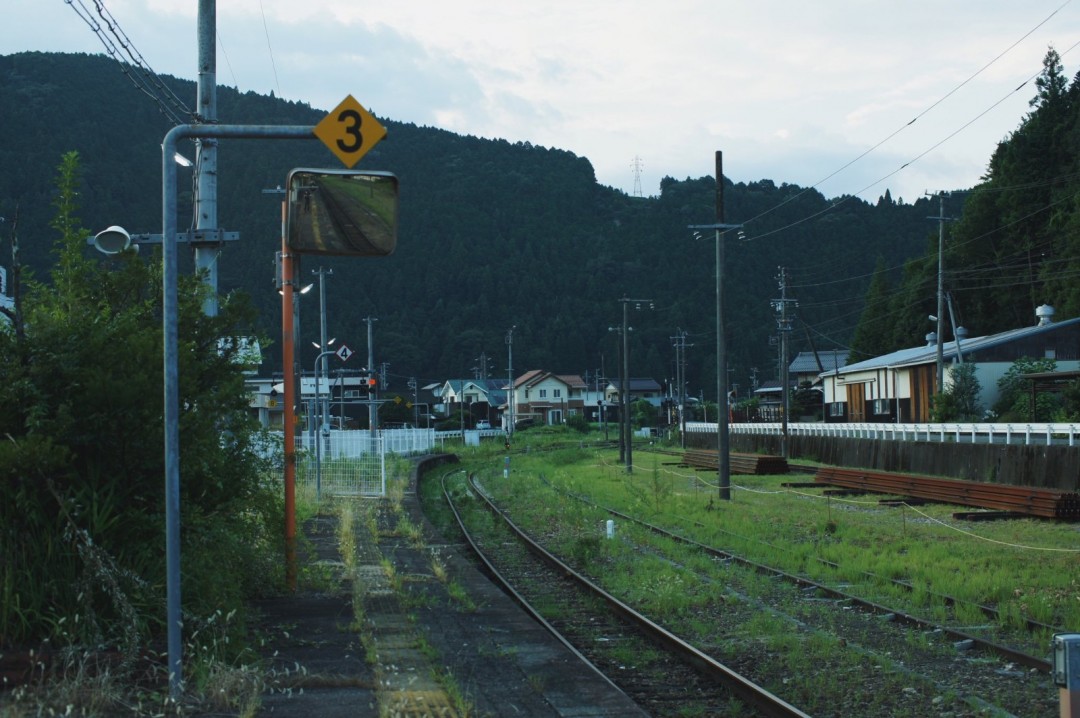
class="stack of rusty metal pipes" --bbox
[814,466,1080,519]
[681,450,790,475]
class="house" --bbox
[433,378,507,427]
[247,371,375,430]
[789,350,848,387]
[510,370,587,427]
[604,378,664,408]
[822,306,1080,423]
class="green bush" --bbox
[0,152,279,655]
[565,413,590,433]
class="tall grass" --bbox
[478,445,1080,640]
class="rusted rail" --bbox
[682,449,789,474]
[814,466,1080,519]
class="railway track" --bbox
[550,479,1053,673]
[635,447,1062,647]
[435,458,1062,716]
[441,471,811,718]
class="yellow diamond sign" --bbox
[314,95,387,169]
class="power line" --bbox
[258,0,282,98]
[64,0,196,124]
[738,5,1076,239]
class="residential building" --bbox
[822,306,1080,423]
[604,378,664,408]
[511,370,587,427]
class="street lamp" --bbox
[689,150,743,500]
[312,267,334,440]
[312,350,338,503]
[616,297,653,474]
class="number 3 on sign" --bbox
[314,95,387,169]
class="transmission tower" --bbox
[631,155,644,198]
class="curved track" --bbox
[441,471,812,718]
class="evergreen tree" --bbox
[849,257,894,360]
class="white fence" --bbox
[686,421,1080,447]
[269,428,437,497]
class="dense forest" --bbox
[4,50,1073,400]
[850,49,1080,362]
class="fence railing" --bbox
[685,421,1080,447]
[295,427,436,457]
[264,428,438,497]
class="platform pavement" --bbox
[251,458,647,717]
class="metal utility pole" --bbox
[506,326,516,435]
[689,151,742,500]
[312,267,333,436]
[772,267,796,458]
[365,316,377,435]
[164,122,317,699]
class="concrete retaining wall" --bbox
[686,433,1080,491]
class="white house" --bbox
[510,370,587,427]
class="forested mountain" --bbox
[1,51,962,397]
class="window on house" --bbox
[540,389,548,398]
[828,402,845,417]
[873,399,891,415]
[524,389,530,399]
[553,388,561,398]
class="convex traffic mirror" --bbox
[286,168,398,256]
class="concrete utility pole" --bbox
[772,267,796,458]
[194,0,222,316]
[927,191,954,397]
[689,151,742,500]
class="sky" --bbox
[4,1,1079,204]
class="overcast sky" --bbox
[4,1,1078,203]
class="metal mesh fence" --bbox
[291,428,436,497]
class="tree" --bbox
[931,362,982,421]
[0,152,278,653]
[849,257,894,360]
[993,356,1059,421]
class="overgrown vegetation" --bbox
[0,153,284,706]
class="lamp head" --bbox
[93,225,132,255]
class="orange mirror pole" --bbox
[280,200,298,590]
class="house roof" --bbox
[827,316,1080,377]
[609,378,662,392]
[440,378,507,403]
[514,370,586,390]
[790,350,848,374]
